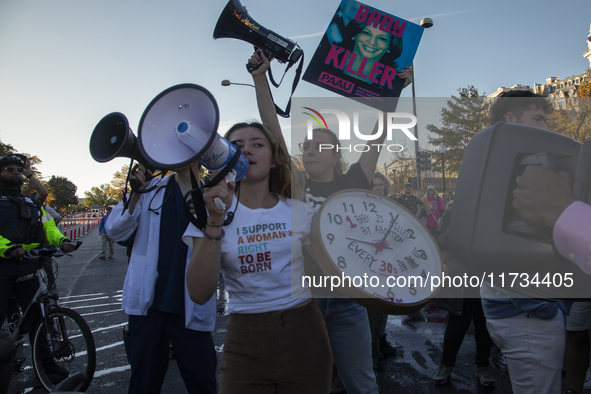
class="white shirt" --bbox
[183,197,315,314]
[106,175,216,331]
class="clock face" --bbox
[310,189,442,313]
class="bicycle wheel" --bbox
[31,307,96,392]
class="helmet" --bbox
[0,154,26,168]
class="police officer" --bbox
[0,154,76,384]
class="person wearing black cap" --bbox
[0,153,76,384]
[396,183,421,217]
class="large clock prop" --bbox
[309,190,443,314]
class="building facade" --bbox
[488,23,590,108]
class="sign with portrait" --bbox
[303,0,424,104]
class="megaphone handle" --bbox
[214,198,226,211]
[129,163,155,192]
[246,61,262,72]
[246,47,276,72]
[184,167,208,230]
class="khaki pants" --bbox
[100,232,114,258]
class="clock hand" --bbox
[345,237,393,250]
[345,216,357,228]
[375,214,398,253]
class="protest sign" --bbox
[303,0,423,106]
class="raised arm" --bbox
[357,113,388,183]
[248,51,285,148]
[357,67,413,183]
[24,163,48,203]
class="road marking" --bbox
[90,322,128,334]
[61,296,109,304]
[80,309,123,317]
[60,293,107,299]
[69,302,121,310]
[93,364,131,378]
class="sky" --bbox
[1,0,590,196]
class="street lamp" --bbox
[440,143,446,191]
[412,17,434,190]
[221,79,255,88]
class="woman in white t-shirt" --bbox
[184,53,332,394]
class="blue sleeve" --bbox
[98,216,106,233]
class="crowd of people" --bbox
[1,53,589,394]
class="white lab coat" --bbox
[106,175,216,331]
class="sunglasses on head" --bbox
[3,167,24,173]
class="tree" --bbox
[426,86,490,175]
[546,69,591,142]
[46,176,78,211]
[84,184,119,207]
[0,139,15,156]
[110,165,129,197]
[578,69,591,98]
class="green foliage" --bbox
[84,183,119,207]
[578,69,591,98]
[546,103,591,142]
[110,165,129,196]
[426,86,489,175]
[46,176,78,211]
[0,139,15,156]
[547,71,591,142]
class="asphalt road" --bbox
[8,227,518,394]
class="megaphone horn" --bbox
[90,112,146,164]
[137,83,249,181]
[213,0,302,68]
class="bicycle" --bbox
[1,242,96,392]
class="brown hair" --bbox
[305,128,346,178]
[489,91,554,125]
[372,172,391,197]
[225,122,293,199]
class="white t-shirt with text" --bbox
[183,197,314,314]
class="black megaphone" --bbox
[214,0,302,72]
[90,112,147,165]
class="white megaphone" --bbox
[137,83,248,181]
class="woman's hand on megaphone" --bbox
[130,164,153,191]
[127,164,153,214]
[248,50,270,77]
[203,180,236,224]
